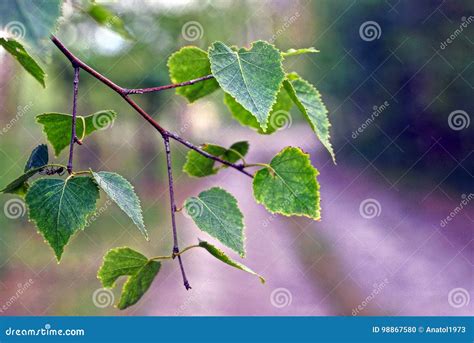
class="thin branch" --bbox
[50,35,251,177]
[164,135,191,290]
[124,75,214,94]
[67,66,80,174]
[167,132,253,178]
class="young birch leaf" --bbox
[224,86,293,134]
[98,247,160,310]
[167,46,219,102]
[0,38,45,87]
[253,147,321,220]
[36,110,117,156]
[92,171,148,240]
[25,176,100,261]
[222,141,249,163]
[209,41,285,131]
[0,0,62,52]
[24,144,48,172]
[183,142,248,178]
[198,240,265,283]
[184,187,245,257]
[0,167,41,196]
[1,144,49,196]
[85,3,133,41]
[281,47,319,57]
[283,74,335,163]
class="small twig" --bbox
[67,66,80,174]
[149,244,200,261]
[124,75,214,95]
[164,135,191,290]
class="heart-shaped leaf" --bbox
[184,187,245,257]
[209,41,285,131]
[25,176,100,260]
[98,247,161,310]
[253,147,320,220]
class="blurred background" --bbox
[0,0,472,316]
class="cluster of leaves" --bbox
[1,1,334,310]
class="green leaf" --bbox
[36,110,117,156]
[0,167,40,196]
[222,141,249,164]
[24,144,48,172]
[92,171,148,240]
[184,187,245,256]
[209,41,285,130]
[25,176,100,260]
[283,74,335,163]
[85,3,133,41]
[281,47,319,57]
[167,46,219,102]
[224,86,293,134]
[1,145,50,196]
[183,141,248,178]
[0,38,45,87]
[198,240,265,283]
[98,247,161,310]
[0,0,62,52]
[253,147,320,220]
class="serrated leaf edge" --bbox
[185,186,246,257]
[209,40,285,131]
[253,146,321,221]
